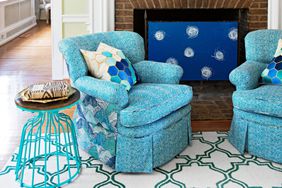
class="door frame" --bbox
[51,0,115,80]
[268,0,282,29]
[51,0,63,80]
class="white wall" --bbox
[268,0,282,29]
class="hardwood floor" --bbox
[0,22,231,170]
[0,22,53,169]
[192,120,231,132]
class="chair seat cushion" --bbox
[120,83,193,127]
[118,105,191,138]
[233,85,282,118]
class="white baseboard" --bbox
[0,16,37,46]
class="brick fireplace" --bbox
[115,0,268,121]
[115,0,267,31]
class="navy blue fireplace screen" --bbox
[148,21,238,80]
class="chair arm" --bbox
[134,61,183,84]
[229,61,267,90]
[74,76,129,108]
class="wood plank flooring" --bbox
[0,22,230,170]
[0,22,53,169]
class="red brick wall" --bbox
[115,0,268,121]
[115,0,268,31]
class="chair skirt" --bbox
[74,96,192,173]
[229,108,282,164]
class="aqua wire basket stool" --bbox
[14,89,81,188]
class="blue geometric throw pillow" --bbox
[261,55,282,85]
[80,43,138,91]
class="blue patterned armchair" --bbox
[229,29,282,163]
[59,31,193,173]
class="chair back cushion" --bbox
[59,31,145,82]
[245,29,282,63]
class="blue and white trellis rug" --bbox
[1,132,282,188]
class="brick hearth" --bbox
[115,0,268,121]
[115,0,267,31]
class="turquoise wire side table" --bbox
[14,88,81,188]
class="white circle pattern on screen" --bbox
[186,26,199,38]
[201,66,213,79]
[166,57,178,65]
[184,47,195,58]
[154,31,165,41]
[212,50,225,61]
[228,28,238,41]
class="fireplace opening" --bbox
[134,8,249,121]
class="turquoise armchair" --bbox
[59,31,193,173]
[229,29,282,163]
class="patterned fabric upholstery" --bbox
[75,93,118,168]
[120,83,192,127]
[245,29,282,63]
[118,105,191,138]
[134,61,183,84]
[74,76,128,108]
[229,29,282,164]
[59,31,145,82]
[233,85,282,118]
[229,109,282,164]
[59,31,193,173]
[229,61,267,90]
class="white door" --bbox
[51,0,115,80]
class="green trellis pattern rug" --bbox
[1,132,282,188]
